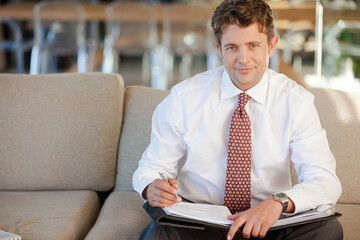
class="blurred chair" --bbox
[276,20,315,73]
[102,1,158,86]
[323,20,360,79]
[153,3,221,89]
[78,0,101,68]
[30,1,95,74]
[0,18,25,73]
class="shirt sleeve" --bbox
[132,87,186,199]
[285,91,342,214]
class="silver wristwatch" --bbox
[272,192,288,213]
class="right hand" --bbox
[143,178,182,207]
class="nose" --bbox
[237,47,249,64]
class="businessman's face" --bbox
[217,22,278,91]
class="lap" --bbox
[139,220,226,240]
[274,218,343,240]
[139,219,343,240]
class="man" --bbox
[133,0,343,239]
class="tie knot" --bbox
[239,93,251,109]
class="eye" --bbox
[250,44,258,49]
[226,46,237,52]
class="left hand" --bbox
[227,196,283,239]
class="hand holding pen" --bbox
[159,172,181,200]
[143,171,182,207]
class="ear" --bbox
[216,44,224,59]
[268,35,278,58]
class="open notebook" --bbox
[143,201,342,231]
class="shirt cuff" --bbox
[283,188,311,214]
[137,175,159,201]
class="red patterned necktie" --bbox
[224,92,252,214]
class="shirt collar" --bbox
[220,68,268,105]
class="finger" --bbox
[155,179,178,196]
[241,217,255,239]
[148,187,179,206]
[258,223,271,238]
[146,180,179,206]
[227,212,241,220]
[227,216,246,240]
[149,196,178,207]
[251,221,261,238]
[168,178,179,189]
[154,179,182,203]
[156,180,182,203]
[152,185,179,202]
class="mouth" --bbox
[234,67,254,73]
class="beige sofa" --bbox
[0,73,358,240]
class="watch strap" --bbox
[272,193,288,213]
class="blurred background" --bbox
[0,0,359,91]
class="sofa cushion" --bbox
[0,73,124,191]
[335,203,360,240]
[0,190,100,240]
[307,88,360,204]
[85,191,150,240]
[115,86,169,191]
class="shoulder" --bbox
[267,69,313,103]
[154,66,224,115]
[172,66,224,98]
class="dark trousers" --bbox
[139,218,343,240]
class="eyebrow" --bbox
[223,41,262,48]
[248,41,262,45]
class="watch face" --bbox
[276,192,287,199]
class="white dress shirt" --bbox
[132,66,342,214]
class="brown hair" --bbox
[211,0,275,46]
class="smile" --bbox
[235,67,253,73]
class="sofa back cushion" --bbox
[306,88,360,204]
[115,86,169,191]
[0,73,124,191]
